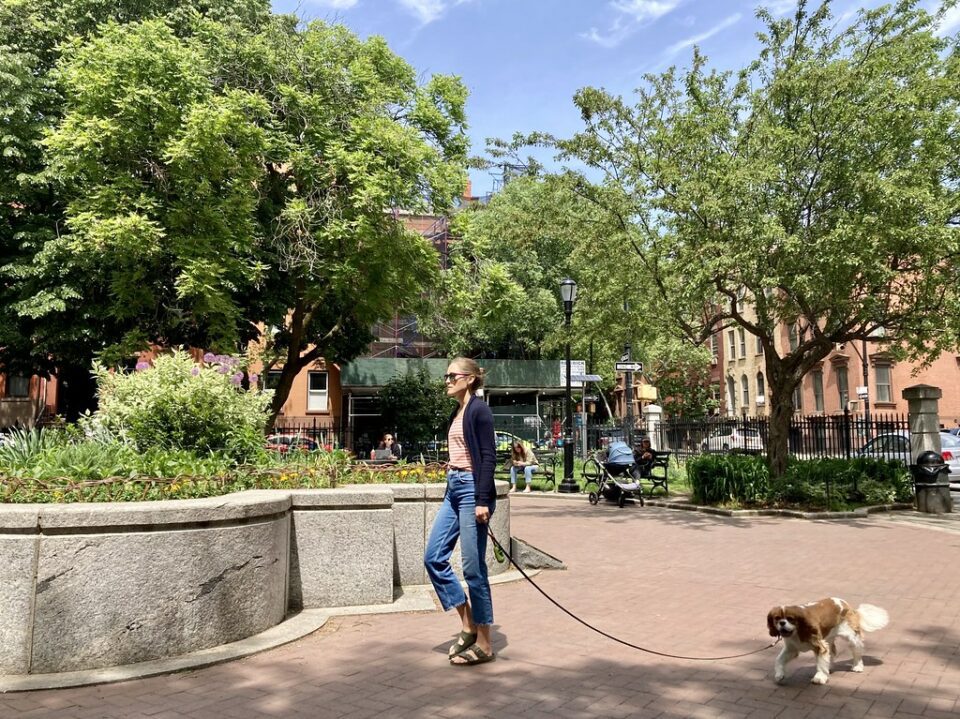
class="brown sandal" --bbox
[450,644,495,665]
[448,631,477,658]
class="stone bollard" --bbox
[643,403,663,450]
[903,384,953,514]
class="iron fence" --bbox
[270,417,344,451]
[653,410,909,463]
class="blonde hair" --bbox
[449,356,485,392]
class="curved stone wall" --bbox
[0,481,511,676]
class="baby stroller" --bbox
[587,440,644,508]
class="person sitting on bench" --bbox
[508,440,539,493]
[636,437,655,477]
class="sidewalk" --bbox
[3,497,959,718]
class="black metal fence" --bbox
[271,417,344,451]
[653,411,909,462]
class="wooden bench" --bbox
[636,451,671,496]
[495,450,559,491]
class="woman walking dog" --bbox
[423,357,498,665]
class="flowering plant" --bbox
[87,350,272,461]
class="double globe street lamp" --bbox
[557,278,580,493]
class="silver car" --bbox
[857,431,960,477]
[700,426,765,454]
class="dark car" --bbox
[265,433,319,454]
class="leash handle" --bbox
[486,526,781,661]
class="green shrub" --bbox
[686,454,770,505]
[767,457,912,510]
[86,350,271,462]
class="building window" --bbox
[793,383,803,412]
[837,366,849,409]
[741,374,749,408]
[738,328,746,358]
[727,376,737,413]
[265,371,283,390]
[788,324,799,352]
[6,375,29,398]
[711,333,719,358]
[308,371,329,412]
[756,372,765,401]
[755,335,764,355]
[728,331,736,360]
[813,371,824,412]
[875,364,892,403]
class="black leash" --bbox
[486,527,781,661]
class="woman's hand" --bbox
[475,505,490,524]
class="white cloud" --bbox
[395,0,475,24]
[936,5,960,37]
[612,0,682,22]
[312,0,360,8]
[665,13,742,56]
[397,0,448,24]
[764,0,796,16]
[583,0,682,47]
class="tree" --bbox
[546,0,960,475]
[0,1,271,377]
[418,176,576,358]
[378,368,454,448]
[4,7,469,424]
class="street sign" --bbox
[571,374,602,383]
[619,352,630,363]
[615,361,644,373]
[584,394,598,402]
[856,386,869,398]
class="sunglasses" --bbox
[443,372,471,383]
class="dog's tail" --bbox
[857,604,889,633]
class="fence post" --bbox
[843,407,852,460]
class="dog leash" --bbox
[486,527,781,661]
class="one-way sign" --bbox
[615,361,644,373]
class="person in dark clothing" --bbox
[377,433,402,458]
[423,357,498,666]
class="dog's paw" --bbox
[773,671,785,684]
[851,661,864,673]
[811,672,829,685]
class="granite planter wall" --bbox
[0,481,511,676]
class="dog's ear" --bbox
[766,609,779,637]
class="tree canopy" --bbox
[1,1,469,421]
[539,0,960,473]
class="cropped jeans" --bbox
[509,464,538,487]
[424,470,496,625]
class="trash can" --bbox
[910,450,953,514]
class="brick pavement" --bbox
[3,498,960,719]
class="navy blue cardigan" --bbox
[448,396,497,505]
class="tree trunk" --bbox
[764,355,797,479]
[766,379,794,479]
[266,361,302,431]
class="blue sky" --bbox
[272,1,960,195]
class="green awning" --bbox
[340,358,576,390]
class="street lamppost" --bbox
[557,278,579,493]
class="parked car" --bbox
[265,433,319,454]
[495,430,527,452]
[858,431,960,476]
[700,426,765,454]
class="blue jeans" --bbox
[509,464,538,486]
[424,470,496,625]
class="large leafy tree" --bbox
[0,1,270,376]
[546,0,960,475]
[3,5,468,423]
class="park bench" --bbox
[495,449,558,491]
[637,450,671,496]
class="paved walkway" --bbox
[3,498,960,719]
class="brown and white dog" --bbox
[766,598,889,685]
